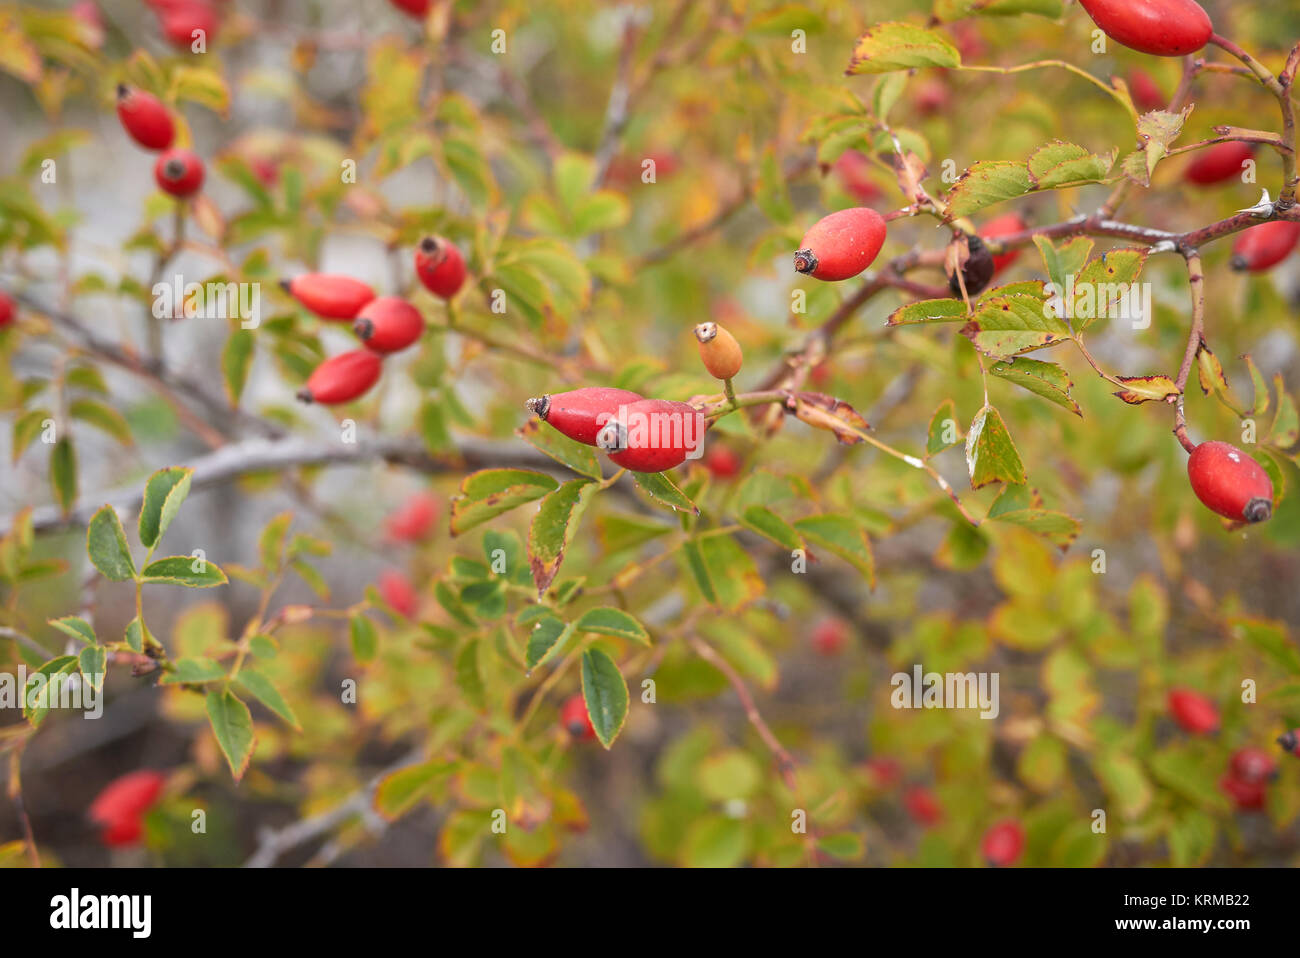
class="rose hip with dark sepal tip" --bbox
[154,148,204,197]
[1076,0,1212,57]
[414,235,466,299]
[560,693,595,741]
[1186,440,1274,524]
[526,387,644,447]
[354,296,424,353]
[1185,141,1255,186]
[946,233,995,297]
[1230,220,1300,273]
[597,397,707,473]
[116,84,175,151]
[296,349,383,405]
[794,207,887,282]
[1279,729,1300,757]
[281,273,376,320]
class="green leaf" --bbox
[350,614,378,663]
[124,617,145,653]
[205,689,256,781]
[1270,375,1298,447]
[845,21,961,74]
[1093,748,1153,820]
[515,418,602,479]
[1245,354,1270,417]
[581,647,629,749]
[794,514,875,583]
[1231,617,1300,675]
[754,147,794,224]
[1033,236,1094,294]
[455,640,486,711]
[944,160,1033,219]
[159,656,227,685]
[222,329,255,405]
[886,298,969,326]
[258,511,293,572]
[86,505,136,581]
[682,533,765,610]
[169,65,230,115]
[528,479,598,597]
[48,615,95,646]
[737,505,801,550]
[78,646,106,690]
[449,469,558,536]
[1118,107,1191,186]
[632,471,699,514]
[140,555,228,588]
[234,668,300,729]
[990,358,1081,416]
[574,607,650,646]
[934,0,1063,17]
[138,467,193,549]
[960,289,1069,360]
[11,408,51,463]
[965,405,1025,489]
[571,192,630,235]
[525,614,576,671]
[1026,140,1114,189]
[373,761,451,821]
[817,832,866,861]
[926,399,963,456]
[682,816,749,867]
[50,436,76,515]
[23,656,77,728]
[69,398,132,445]
[1070,248,1150,333]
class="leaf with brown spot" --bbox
[789,392,869,444]
[1112,375,1180,405]
[528,479,598,597]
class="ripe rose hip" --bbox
[864,756,901,789]
[354,297,424,353]
[693,321,743,380]
[903,785,943,827]
[89,770,165,848]
[1230,747,1278,785]
[384,492,440,542]
[913,77,951,116]
[281,273,376,320]
[154,148,204,198]
[414,236,467,299]
[810,616,848,657]
[979,212,1026,274]
[1185,141,1254,186]
[1230,220,1300,273]
[947,234,995,297]
[794,207,887,282]
[832,150,882,204]
[378,569,418,619]
[598,398,707,473]
[1187,441,1274,524]
[560,693,596,741]
[1278,729,1300,757]
[1220,772,1267,811]
[1167,688,1219,735]
[0,291,14,327]
[703,443,740,480]
[526,387,644,446]
[981,820,1025,867]
[389,0,431,16]
[1077,0,1212,57]
[156,0,219,49]
[1128,68,1165,112]
[297,349,383,405]
[116,85,174,151]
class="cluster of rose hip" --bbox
[116,84,207,200]
[788,0,1297,529]
[527,321,743,472]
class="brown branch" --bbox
[1172,251,1206,455]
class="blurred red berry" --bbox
[1279,729,1300,757]
[389,0,431,17]
[156,0,219,49]
[1167,688,1219,735]
[89,770,165,848]
[981,820,1025,866]
[864,756,901,789]
[1185,141,1254,187]
[912,77,951,116]
[385,492,440,542]
[831,149,882,204]
[979,212,1027,274]
[1128,68,1166,112]
[414,236,466,299]
[560,694,596,741]
[1220,772,1267,811]
[703,444,740,480]
[378,569,418,619]
[810,616,849,657]
[903,785,943,827]
[116,85,175,151]
[154,148,205,198]
[1230,747,1278,784]
[0,292,14,328]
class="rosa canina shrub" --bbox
[1,0,1300,871]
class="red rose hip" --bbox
[297,350,383,405]
[354,297,424,353]
[89,770,166,848]
[526,387,644,446]
[1185,141,1254,186]
[1167,688,1219,735]
[981,820,1025,867]
[1231,221,1300,273]
[810,616,848,657]
[378,569,418,619]
[116,85,175,151]
[903,785,943,827]
[1077,0,1212,57]
[979,212,1027,274]
[1230,747,1278,784]
[1128,68,1165,112]
[794,207,887,282]
[389,0,431,15]
[384,492,440,542]
[414,236,467,299]
[0,292,14,328]
[560,693,596,741]
[154,148,204,198]
[703,443,741,480]
[1187,441,1273,523]
[597,398,707,473]
[282,273,376,320]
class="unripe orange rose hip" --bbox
[116,85,175,151]
[598,398,707,473]
[1077,0,1212,58]
[354,297,424,353]
[282,273,376,320]
[693,322,743,380]
[1230,220,1300,273]
[1185,141,1254,186]
[1167,688,1219,735]
[297,350,383,405]
[526,387,644,446]
[1187,441,1273,523]
[154,148,204,198]
[414,236,467,299]
[794,207,887,282]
